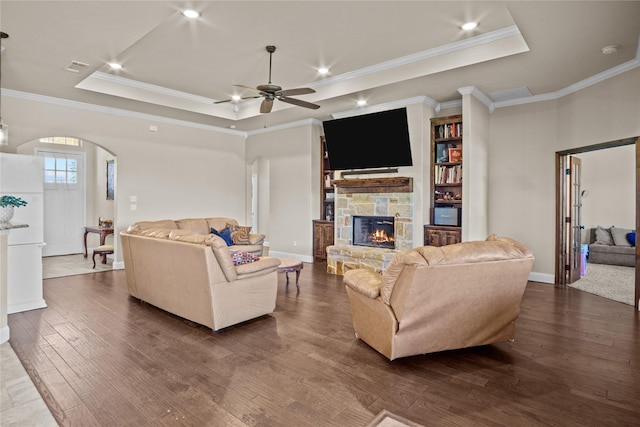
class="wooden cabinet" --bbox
[313,220,334,261]
[320,136,335,221]
[424,225,461,247]
[427,115,463,246]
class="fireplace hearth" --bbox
[352,215,395,249]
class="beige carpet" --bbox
[43,253,113,279]
[571,262,636,306]
[365,410,424,427]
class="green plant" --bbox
[0,195,28,208]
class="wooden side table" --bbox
[83,226,114,263]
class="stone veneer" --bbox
[327,179,413,275]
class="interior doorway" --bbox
[555,137,639,310]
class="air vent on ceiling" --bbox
[64,60,90,73]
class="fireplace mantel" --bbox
[334,177,413,194]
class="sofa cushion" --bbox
[127,220,177,233]
[206,217,238,233]
[168,229,216,245]
[594,225,614,245]
[134,228,172,239]
[344,269,382,299]
[211,227,234,246]
[176,218,210,235]
[610,227,632,247]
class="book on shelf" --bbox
[448,147,462,162]
[434,164,462,184]
[436,143,449,162]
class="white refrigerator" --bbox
[0,153,46,314]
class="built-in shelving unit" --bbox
[425,114,463,247]
[314,136,334,261]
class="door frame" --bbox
[554,136,639,310]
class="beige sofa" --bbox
[120,217,280,331]
[343,235,534,360]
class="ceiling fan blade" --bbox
[277,87,316,97]
[278,96,320,110]
[214,95,261,104]
[234,84,261,93]
[260,98,274,113]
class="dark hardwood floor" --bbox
[8,263,640,426]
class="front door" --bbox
[36,149,86,256]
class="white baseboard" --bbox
[8,299,47,315]
[529,271,554,284]
[0,325,9,344]
[113,261,125,270]
[268,251,313,263]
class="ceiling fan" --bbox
[215,45,320,113]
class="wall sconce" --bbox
[0,121,8,146]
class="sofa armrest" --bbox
[344,269,382,299]
[235,256,281,280]
[249,233,265,245]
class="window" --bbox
[39,136,83,147]
[44,156,77,184]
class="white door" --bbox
[36,149,86,256]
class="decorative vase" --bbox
[0,205,15,223]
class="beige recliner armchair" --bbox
[343,235,534,360]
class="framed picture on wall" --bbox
[106,160,115,200]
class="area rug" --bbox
[365,409,425,427]
[571,262,635,306]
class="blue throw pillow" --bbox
[211,227,234,246]
[626,231,635,246]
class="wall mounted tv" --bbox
[322,107,413,171]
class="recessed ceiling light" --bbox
[601,45,619,54]
[461,22,478,31]
[108,62,122,70]
[181,9,200,18]
[318,67,329,75]
[357,100,367,106]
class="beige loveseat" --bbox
[343,235,534,360]
[120,217,280,331]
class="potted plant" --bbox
[0,195,28,223]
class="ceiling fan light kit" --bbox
[216,45,320,113]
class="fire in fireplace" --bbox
[352,215,395,249]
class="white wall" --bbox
[579,145,635,235]
[489,68,640,278]
[245,123,316,259]
[3,94,247,263]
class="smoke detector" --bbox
[601,45,619,55]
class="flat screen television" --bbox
[322,107,413,171]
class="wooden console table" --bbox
[83,226,114,263]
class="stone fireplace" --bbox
[327,177,413,275]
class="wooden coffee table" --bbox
[277,258,303,292]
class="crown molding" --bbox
[313,26,523,90]
[246,118,322,136]
[331,96,437,119]
[2,89,246,137]
[458,86,495,113]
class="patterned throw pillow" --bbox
[231,251,259,265]
[228,224,252,245]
